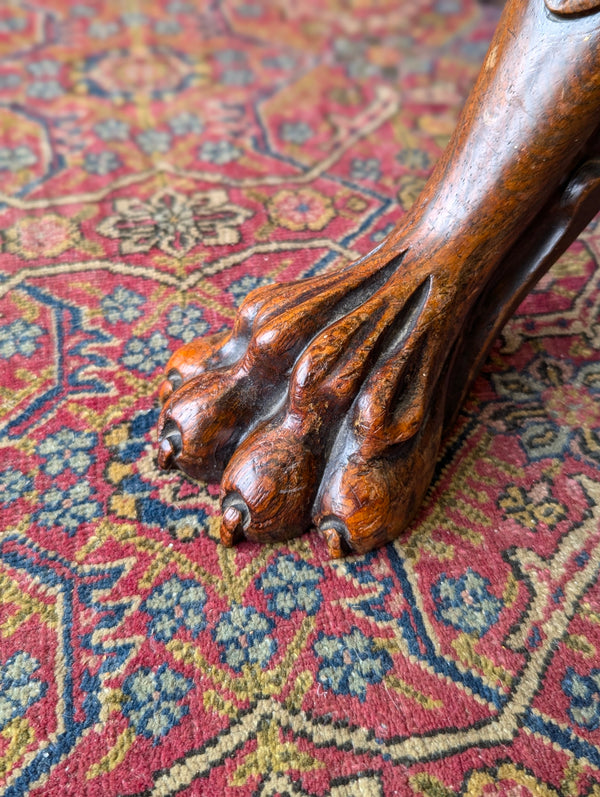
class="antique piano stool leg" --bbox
[157,0,600,557]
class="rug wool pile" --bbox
[2,1,600,795]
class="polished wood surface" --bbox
[157,0,600,557]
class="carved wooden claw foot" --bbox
[157,0,600,556]
[157,245,450,555]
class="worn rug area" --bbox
[2,1,600,795]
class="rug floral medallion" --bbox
[2,1,600,795]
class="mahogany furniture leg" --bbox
[157,0,600,557]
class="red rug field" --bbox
[2,1,600,794]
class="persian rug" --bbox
[2,0,600,795]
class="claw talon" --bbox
[157,419,183,470]
[220,505,245,546]
[159,369,183,403]
[166,368,183,391]
[320,521,350,559]
[158,435,177,470]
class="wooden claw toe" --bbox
[159,331,230,404]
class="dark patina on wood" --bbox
[157,0,600,557]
